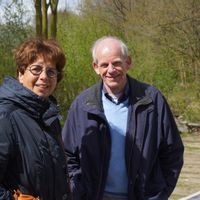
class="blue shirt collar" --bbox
[102,82,129,104]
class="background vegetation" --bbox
[0,0,199,122]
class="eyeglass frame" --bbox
[95,60,125,69]
[26,64,59,78]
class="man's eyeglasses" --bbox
[97,61,123,69]
[27,65,59,78]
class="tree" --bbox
[50,0,58,38]
[34,0,59,38]
[0,0,32,81]
[35,0,42,36]
[42,0,49,38]
[156,0,200,85]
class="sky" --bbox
[0,0,80,23]
[0,0,79,10]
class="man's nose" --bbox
[107,63,115,72]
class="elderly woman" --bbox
[0,38,70,200]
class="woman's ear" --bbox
[18,71,24,84]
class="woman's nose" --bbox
[39,69,48,79]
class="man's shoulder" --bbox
[128,76,166,105]
[69,81,102,112]
[75,81,101,100]
[128,76,158,94]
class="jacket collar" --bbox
[83,81,103,112]
[127,76,153,106]
[0,76,59,120]
[103,82,129,104]
[83,75,153,112]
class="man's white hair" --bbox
[91,36,129,64]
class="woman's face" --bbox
[18,57,58,98]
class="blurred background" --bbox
[0,1,200,199]
[0,0,199,124]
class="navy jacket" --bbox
[0,76,69,200]
[62,76,184,200]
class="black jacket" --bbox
[0,76,69,200]
[62,76,184,200]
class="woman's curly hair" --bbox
[14,37,66,82]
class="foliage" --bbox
[0,0,199,122]
[0,0,33,81]
[55,10,123,118]
[169,83,200,122]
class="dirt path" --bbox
[170,132,200,200]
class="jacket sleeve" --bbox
[158,93,184,197]
[62,103,85,198]
[0,116,15,200]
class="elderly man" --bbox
[62,36,184,200]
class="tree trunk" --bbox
[50,0,58,38]
[42,0,48,38]
[34,0,42,37]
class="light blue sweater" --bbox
[102,92,129,198]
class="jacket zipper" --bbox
[127,97,152,184]
[96,122,109,200]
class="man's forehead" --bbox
[97,43,121,56]
[101,47,110,55]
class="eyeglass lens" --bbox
[29,65,58,78]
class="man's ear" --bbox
[93,62,100,75]
[125,56,132,70]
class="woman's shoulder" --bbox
[0,104,17,142]
[0,103,18,120]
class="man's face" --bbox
[93,40,131,95]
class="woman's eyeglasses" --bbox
[27,65,59,78]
